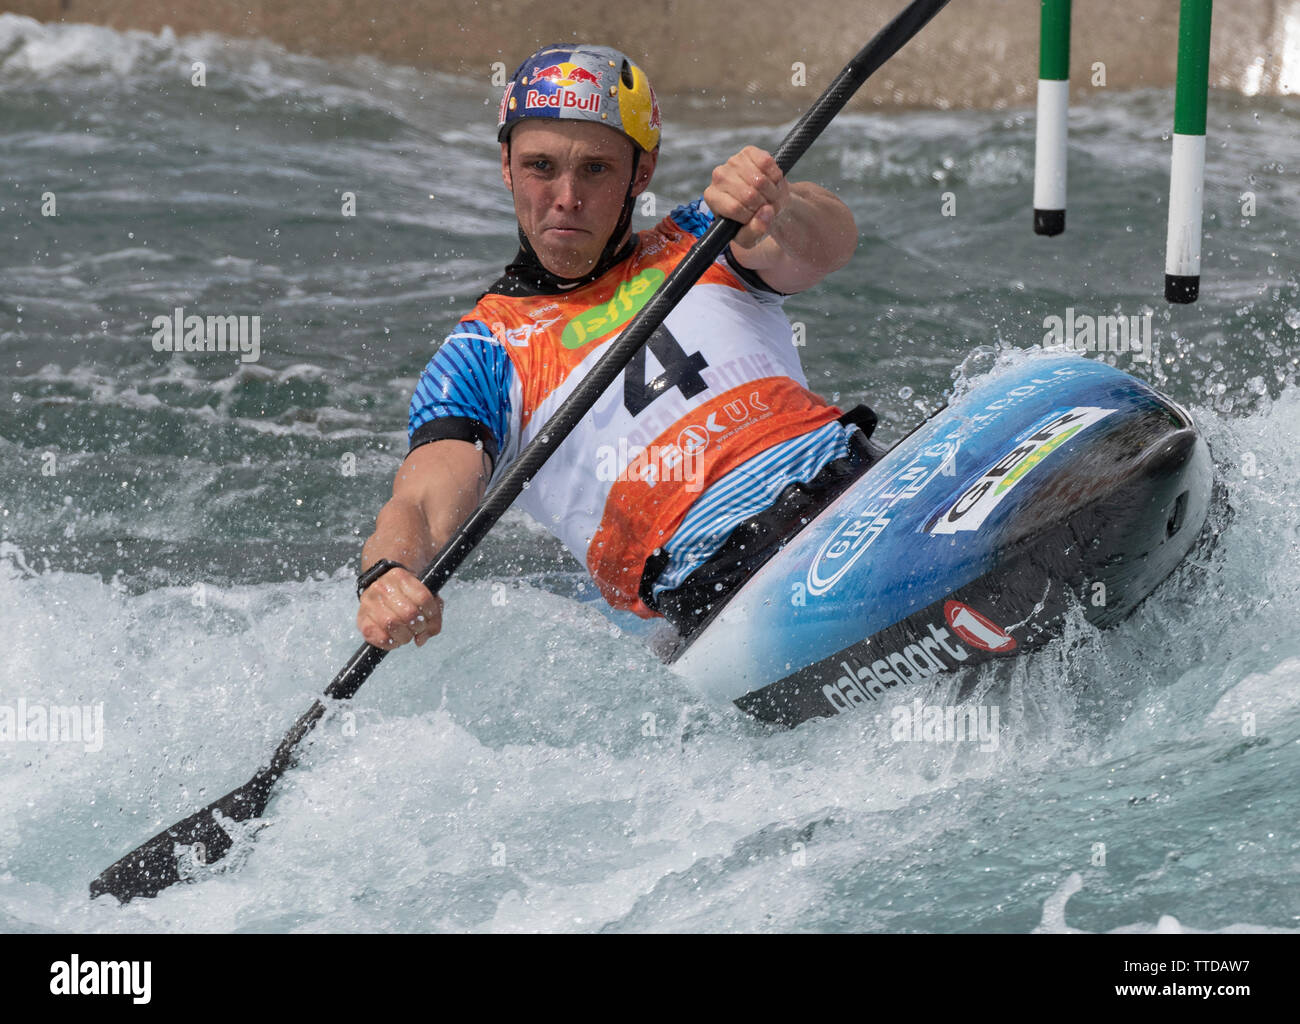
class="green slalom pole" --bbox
[1164,0,1213,303]
[1033,0,1071,236]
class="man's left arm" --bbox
[702,145,858,295]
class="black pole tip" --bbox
[1165,274,1199,304]
[1034,209,1065,236]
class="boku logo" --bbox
[561,268,664,349]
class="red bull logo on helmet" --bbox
[531,62,602,87]
[500,46,659,152]
[525,60,604,114]
[525,88,603,114]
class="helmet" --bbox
[497,44,660,153]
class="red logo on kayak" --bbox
[944,601,1017,652]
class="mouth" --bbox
[544,225,588,237]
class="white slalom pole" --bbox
[1165,0,1213,303]
[1165,135,1207,300]
[1033,0,1070,236]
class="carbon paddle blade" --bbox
[90,769,274,904]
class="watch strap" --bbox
[356,559,409,599]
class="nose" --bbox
[553,171,583,210]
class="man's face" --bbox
[502,119,656,279]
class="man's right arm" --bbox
[360,317,515,648]
[356,438,493,650]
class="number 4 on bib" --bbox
[623,323,710,417]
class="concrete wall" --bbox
[6,0,1297,108]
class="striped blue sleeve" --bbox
[408,320,514,464]
[669,197,713,238]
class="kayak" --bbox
[665,353,1214,727]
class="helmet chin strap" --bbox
[506,139,642,292]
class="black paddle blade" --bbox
[90,770,274,904]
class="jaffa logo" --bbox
[944,600,1016,652]
[561,268,664,349]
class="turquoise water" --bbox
[1,16,1298,932]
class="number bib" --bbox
[468,213,841,615]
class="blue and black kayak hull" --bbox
[666,355,1213,727]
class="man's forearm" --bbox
[746,181,856,275]
[361,497,442,573]
[726,181,858,295]
[360,439,492,574]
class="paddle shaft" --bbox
[91,0,955,902]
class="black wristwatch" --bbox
[356,559,408,599]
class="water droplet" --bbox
[1284,309,1300,329]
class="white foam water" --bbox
[0,379,1295,932]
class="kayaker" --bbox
[357,43,877,650]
